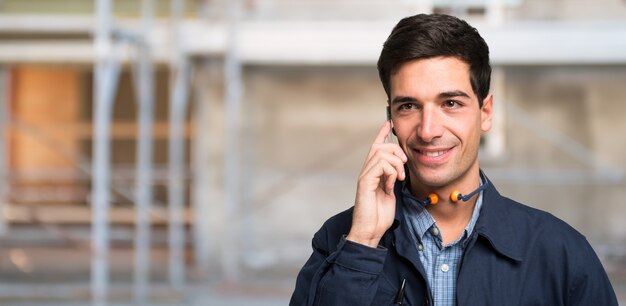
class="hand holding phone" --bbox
[346,119,407,248]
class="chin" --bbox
[418,175,450,188]
[412,167,453,188]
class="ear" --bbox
[480,94,493,132]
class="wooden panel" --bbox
[11,66,81,171]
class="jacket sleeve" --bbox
[568,238,619,305]
[289,228,388,306]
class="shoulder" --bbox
[478,185,593,264]
[496,195,605,281]
[512,197,586,244]
[494,194,588,249]
[486,193,617,304]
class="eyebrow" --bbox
[439,90,471,99]
[391,90,471,105]
[390,96,417,105]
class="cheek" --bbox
[391,120,411,138]
[450,119,482,144]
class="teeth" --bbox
[422,150,446,157]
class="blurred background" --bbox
[0,0,625,305]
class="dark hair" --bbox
[377,14,491,106]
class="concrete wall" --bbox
[496,66,626,242]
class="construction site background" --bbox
[0,0,625,305]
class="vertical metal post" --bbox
[222,0,243,283]
[167,62,190,290]
[92,0,121,305]
[168,0,189,289]
[487,0,505,25]
[240,69,257,266]
[0,67,9,237]
[191,60,212,278]
[133,0,155,304]
[484,67,507,159]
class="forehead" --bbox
[390,56,474,98]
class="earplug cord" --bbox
[401,171,489,207]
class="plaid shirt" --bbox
[402,181,483,306]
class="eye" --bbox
[398,103,419,110]
[443,100,462,108]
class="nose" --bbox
[417,105,443,143]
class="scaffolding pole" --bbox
[92,0,121,305]
[133,0,155,304]
[0,66,8,236]
[167,0,190,289]
[192,59,213,278]
[487,0,505,25]
[222,0,243,283]
[483,66,507,160]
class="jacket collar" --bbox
[472,174,525,262]
[391,171,525,263]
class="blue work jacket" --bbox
[290,176,618,305]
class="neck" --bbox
[409,167,482,223]
[408,167,483,245]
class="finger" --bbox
[385,171,397,195]
[380,162,398,195]
[360,158,399,193]
[373,120,392,144]
[362,151,406,181]
[389,144,408,163]
[366,142,407,163]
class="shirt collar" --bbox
[400,180,435,241]
[400,175,484,246]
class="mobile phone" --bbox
[386,106,393,143]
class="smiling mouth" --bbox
[416,149,450,157]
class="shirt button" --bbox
[418,244,424,251]
[432,228,439,236]
[441,264,450,272]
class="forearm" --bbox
[290,236,388,306]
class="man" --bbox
[290,14,618,305]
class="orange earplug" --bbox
[450,190,461,203]
[428,193,439,205]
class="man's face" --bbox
[389,56,493,190]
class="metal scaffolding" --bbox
[91,0,184,304]
[91,0,120,304]
[222,0,243,283]
[167,0,191,290]
[0,67,8,237]
[91,0,227,303]
[132,0,156,304]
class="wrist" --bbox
[346,233,381,248]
